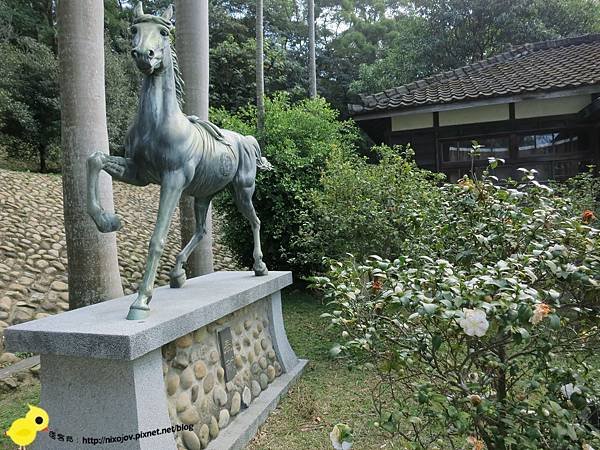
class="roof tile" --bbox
[349,34,600,115]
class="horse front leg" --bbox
[127,173,185,320]
[87,153,145,233]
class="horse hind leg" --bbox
[169,196,211,288]
[232,183,268,276]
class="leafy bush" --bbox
[211,93,359,274]
[292,145,444,273]
[312,166,600,449]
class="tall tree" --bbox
[308,0,317,97]
[256,0,265,134]
[175,0,214,276]
[57,0,123,309]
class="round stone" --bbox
[209,417,219,438]
[194,361,207,379]
[209,351,219,364]
[252,330,260,339]
[191,385,199,403]
[254,342,261,356]
[176,334,193,348]
[182,430,201,450]
[218,409,230,429]
[267,349,276,360]
[234,355,243,369]
[244,319,252,330]
[217,367,225,382]
[197,424,209,448]
[167,371,180,396]
[213,385,227,407]
[176,392,191,413]
[193,328,207,343]
[180,407,200,425]
[251,362,260,374]
[267,365,276,382]
[174,351,190,369]
[230,392,241,416]
[242,386,252,407]
[50,280,68,291]
[203,373,215,394]
[261,338,270,350]
[259,373,268,390]
[162,361,169,376]
[259,357,268,370]
[34,259,49,269]
[274,361,282,376]
[257,322,263,332]
[181,366,195,390]
[251,380,261,398]
[234,323,244,335]
[243,337,251,347]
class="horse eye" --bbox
[35,416,43,424]
[160,29,168,37]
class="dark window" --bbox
[442,136,509,162]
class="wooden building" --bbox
[348,35,600,181]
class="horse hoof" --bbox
[96,212,122,233]
[170,269,187,288]
[253,262,268,276]
[126,306,150,320]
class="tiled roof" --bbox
[349,34,600,115]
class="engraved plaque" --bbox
[218,327,237,382]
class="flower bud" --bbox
[468,394,482,406]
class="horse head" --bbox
[130,2,174,75]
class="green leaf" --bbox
[548,314,560,330]
[432,334,442,352]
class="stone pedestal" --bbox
[5,271,307,450]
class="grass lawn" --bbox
[0,289,398,450]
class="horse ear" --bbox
[162,5,173,21]
[133,2,144,18]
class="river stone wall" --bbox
[162,298,282,450]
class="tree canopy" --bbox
[0,0,599,171]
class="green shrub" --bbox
[312,165,600,449]
[211,93,359,274]
[292,145,444,273]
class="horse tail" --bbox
[246,136,273,171]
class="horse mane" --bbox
[170,42,185,108]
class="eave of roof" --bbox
[349,34,600,118]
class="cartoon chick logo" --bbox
[5,404,49,450]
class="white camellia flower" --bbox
[458,308,489,337]
[560,383,582,399]
[330,423,353,450]
[583,444,595,450]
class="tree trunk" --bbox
[256,0,265,135]
[39,145,47,173]
[308,0,317,98]
[175,0,214,276]
[57,0,123,309]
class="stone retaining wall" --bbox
[0,168,239,373]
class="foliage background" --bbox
[1,0,600,171]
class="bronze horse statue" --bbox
[87,2,271,320]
